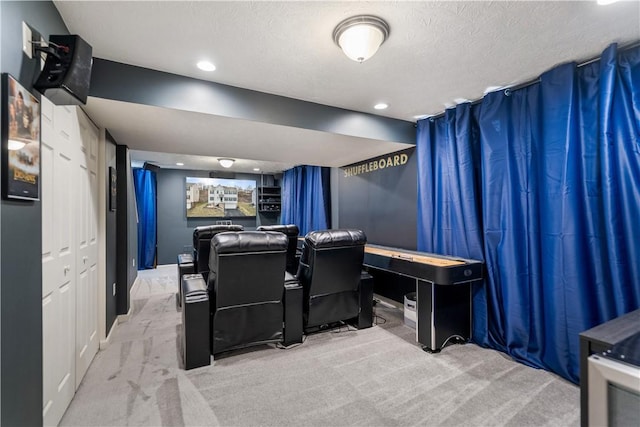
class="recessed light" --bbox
[197,60,216,71]
[253,168,260,172]
[597,0,619,4]
[176,162,184,166]
[374,103,388,110]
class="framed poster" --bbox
[1,73,40,200]
[109,166,117,211]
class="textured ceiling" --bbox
[53,1,640,171]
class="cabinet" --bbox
[258,185,281,213]
[579,309,640,427]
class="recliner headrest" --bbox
[213,231,288,254]
[304,229,366,249]
[193,224,244,241]
[256,224,299,237]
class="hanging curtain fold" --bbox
[133,168,157,270]
[416,104,487,345]
[416,43,640,383]
[475,82,549,371]
[281,165,330,236]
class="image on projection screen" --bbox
[185,177,257,218]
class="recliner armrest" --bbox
[176,254,195,310]
[283,272,303,346]
[182,273,208,304]
[181,273,210,370]
[178,253,194,265]
[359,270,373,289]
[349,271,373,329]
[284,271,299,288]
[296,260,310,282]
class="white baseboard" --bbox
[130,275,140,296]
[99,276,140,348]
[117,276,139,323]
[100,318,118,349]
[117,303,133,323]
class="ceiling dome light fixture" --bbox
[374,103,388,110]
[197,60,216,71]
[8,139,26,151]
[333,15,390,63]
[218,158,235,168]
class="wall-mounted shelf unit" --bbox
[259,175,281,213]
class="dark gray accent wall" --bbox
[105,133,117,332]
[156,168,277,265]
[89,59,416,145]
[337,148,419,304]
[127,152,138,288]
[115,145,138,315]
[337,148,417,250]
[0,2,3,418]
[1,2,68,426]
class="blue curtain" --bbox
[133,168,157,270]
[281,165,329,235]
[416,43,640,383]
[416,104,488,346]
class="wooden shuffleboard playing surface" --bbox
[364,246,465,267]
[363,244,482,286]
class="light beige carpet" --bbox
[60,264,580,427]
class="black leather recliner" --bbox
[256,224,300,274]
[207,231,291,356]
[193,224,243,281]
[297,229,372,330]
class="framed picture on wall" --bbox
[109,166,117,211]
[1,73,41,201]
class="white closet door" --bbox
[75,110,99,387]
[42,100,101,426]
[41,97,76,426]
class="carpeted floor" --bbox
[60,264,580,427]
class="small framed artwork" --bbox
[109,166,117,211]
[1,73,41,200]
